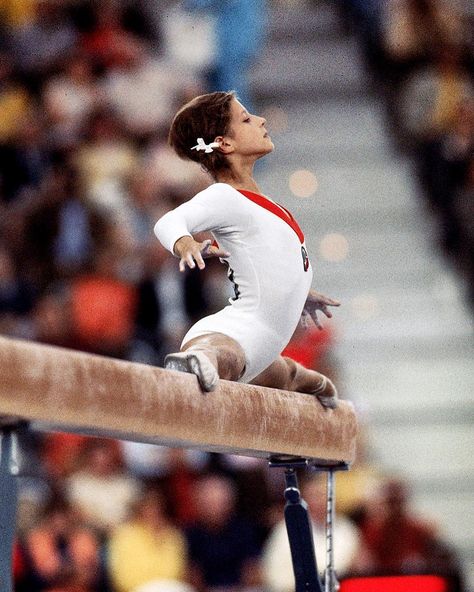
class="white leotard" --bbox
[154,183,313,382]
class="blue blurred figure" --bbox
[185,0,267,110]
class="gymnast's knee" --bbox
[182,333,245,381]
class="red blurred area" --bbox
[340,574,450,592]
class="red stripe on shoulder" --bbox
[237,189,305,244]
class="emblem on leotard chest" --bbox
[301,246,310,272]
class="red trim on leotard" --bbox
[237,189,305,244]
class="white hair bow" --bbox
[191,138,220,153]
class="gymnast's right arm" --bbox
[154,188,231,272]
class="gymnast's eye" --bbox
[243,117,251,122]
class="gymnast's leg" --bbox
[250,356,338,408]
[165,333,246,392]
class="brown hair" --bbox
[168,91,236,178]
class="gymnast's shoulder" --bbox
[191,182,242,204]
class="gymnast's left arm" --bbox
[302,289,341,330]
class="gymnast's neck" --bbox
[216,159,262,195]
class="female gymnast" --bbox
[154,91,340,408]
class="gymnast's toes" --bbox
[165,352,219,392]
[316,393,338,409]
[311,375,338,409]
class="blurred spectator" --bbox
[132,242,212,363]
[13,539,28,592]
[356,478,461,576]
[42,51,102,150]
[21,494,103,592]
[186,474,262,591]
[0,242,34,317]
[337,0,385,78]
[0,51,31,146]
[118,172,160,251]
[417,97,474,213]
[74,107,138,215]
[184,0,267,109]
[9,0,77,93]
[140,139,210,203]
[42,433,91,480]
[101,48,200,140]
[120,443,209,525]
[65,438,142,534]
[381,0,466,79]
[162,0,216,78]
[399,43,473,146]
[218,455,271,542]
[69,246,137,357]
[80,1,147,71]
[346,0,474,301]
[31,290,76,349]
[0,0,36,29]
[262,475,361,592]
[107,487,187,592]
[0,107,50,205]
[24,164,108,286]
[335,429,385,525]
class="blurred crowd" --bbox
[0,0,264,365]
[11,431,465,592]
[0,0,470,591]
[340,0,474,307]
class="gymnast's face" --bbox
[219,99,274,158]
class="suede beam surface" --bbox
[0,337,357,462]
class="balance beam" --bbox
[0,337,357,462]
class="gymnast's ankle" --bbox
[164,351,219,392]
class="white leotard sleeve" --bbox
[154,183,242,254]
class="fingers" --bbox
[179,248,205,272]
[310,310,323,330]
[300,311,311,330]
[320,305,333,319]
[323,297,341,306]
[207,246,231,258]
[201,240,230,259]
[309,292,341,307]
[178,239,230,272]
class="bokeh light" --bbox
[288,169,318,198]
[319,233,349,262]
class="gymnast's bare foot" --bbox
[164,351,219,392]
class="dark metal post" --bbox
[0,427,19,592]
[270,456,350,592]
[324,469,338,592]
[283,467,324,592]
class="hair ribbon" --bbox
[191,138,220,153]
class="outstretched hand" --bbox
[301,289,340,330]
[173,236,230,272]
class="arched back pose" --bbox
[154,92,339,408]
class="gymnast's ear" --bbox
[214,136,235,154]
